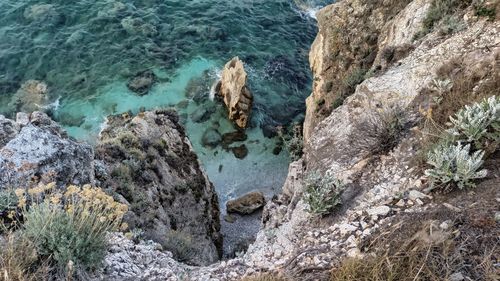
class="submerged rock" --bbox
[23,4,59,22]
[226,191,266,215]
[231,144,248,159]
[222,130,248,148]
[127,70,157,95]
[217,57,253,128]
[0,112,94,189]
[121,16,158,37]
[190,103,216,123]
[201,127,222,148]
[96,109,222,265]
[8,80,49,113]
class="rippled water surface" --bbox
[0,0,331,254]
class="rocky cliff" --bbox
[0,110,222,267]
[96,109,222,266]
[98,1,498,279]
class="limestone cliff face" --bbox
[0,110,223,267]
[96,109,222,265]
[305,0,415,141]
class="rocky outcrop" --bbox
[226,191,266,215]
[216,57,253,128]
[96,109,222,265]
[0,112,94,189]
[304,0,414,141]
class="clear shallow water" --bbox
[0,0,331,250]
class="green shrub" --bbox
[303,171,344,216]
[416,0,472,39]
[474,0,496,19]
[447,95,500,146]
[278,124,303,161]
[425,143,487,189]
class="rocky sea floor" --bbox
[0,0,333,256]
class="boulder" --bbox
[0,112,94,189]
[96,109,222,265]
[226,191,266,215]
[127,70,157,95]
[217,57,253,128]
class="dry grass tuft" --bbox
[331,180,500,281]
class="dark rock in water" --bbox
[273,144,283,155]
[57,113,85,127]
[261,123,278,138]
[231,144,248,159]
[176,99,189,109]
[0,112,94,189]
[226,191,265,215]
[96,110,222,265]
[190,104,216,123]
[222,130,248,148]
[201,128,222,148]
[127,70,157,96]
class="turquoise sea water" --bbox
[0,0,331,253]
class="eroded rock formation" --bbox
[0,112,95,189]
[216,57,253,128]
[96,109,222,265]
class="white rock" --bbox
[408,190,428,200]
[367,206,391,216]
[449,272,464,281]
[339,223,358,235]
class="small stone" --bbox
[395,199,405,207]
[439,220,451,230]
[338,223,358,236]
[494,212,500,222]
[449,272,464,281]
[408,190,427,200]
[416,198,424,205]
[367,205,391,216]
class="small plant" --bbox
[447,95,500,146]
[425,143,487,189]
[10,184,128,278]
[278,124,304,161]
[474,0,496,19]
[163,230,196,263]
[303,171,344,216]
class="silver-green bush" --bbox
[303,171,344,216]
[447,95,500,145]
[425,143,487,189]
